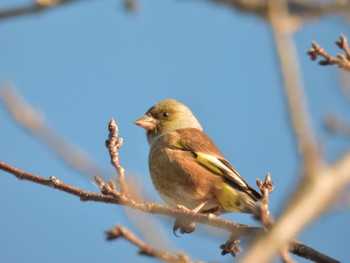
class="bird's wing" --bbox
[172,128,261,201]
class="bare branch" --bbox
[308,34,350,71]
[1,0,350,21]
[0,0,85,20]
[241,151,349,263]
[256,172,274,227]
[240,1,343,263]
[105,118,128,193]
[0,161,261,237]
[268,0,319,173]
[0,84,111,181]
[325,113,350,137]
[0,161,338,262]
[209,0,350,22]
[106,225,195,263]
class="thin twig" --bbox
[0,0,85,20]
[268,0,320,176]
[256,172,274,227]
[0,85,111,181]
[106,225,194,263]
[308,34,350,71]
[105,118,128,193]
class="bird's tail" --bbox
[217,183,262,216]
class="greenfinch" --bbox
[134,99,261,218]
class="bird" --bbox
[134,99,262,223]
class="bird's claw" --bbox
[173,218,196,237]
[175,205,191,212]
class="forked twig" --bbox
[106,225,194,263]
[308,34,350,71]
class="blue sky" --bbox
[1,1,350,262]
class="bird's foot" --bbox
[176,200,208,213]
[175,205,192,212]
[173,218,196,236]
[172,202,209,236]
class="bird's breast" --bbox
[148,136,220,210]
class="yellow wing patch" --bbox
[171,141,184,150]
[195,152,223,175]
[217,183,241,212]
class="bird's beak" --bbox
[134,115,157,131]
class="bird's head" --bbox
[134,99,202,144]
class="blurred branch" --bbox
[308,34,350,71]
[124,0,138,12]
[0,84,111,181]
[241,151,349,263]
[0,0,83,20]
[106,225,195,263]
[0,0,138,20]
[325,113,350,137]
[209,0,350,21]
[268,0,319,173]
[1,0,349,21]
[240,1,346,262]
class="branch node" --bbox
[49,176,61,187]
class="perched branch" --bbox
[308,34,350,71]
[0,161,338,262]
[0,161,261,237]
[106,225,194,263]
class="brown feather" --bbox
[171,128,261,201]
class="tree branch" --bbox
[240,1,343,262]
[0,85,111,181]
[0,0,85,20]
[105,118,128,194]
[1,0,350,21]
[268,0,319,173]
[308,34,350,71]
[0,160,338,262]
[0,161,262,237]
[106,225,195,263]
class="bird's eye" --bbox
[162,111,170,118]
